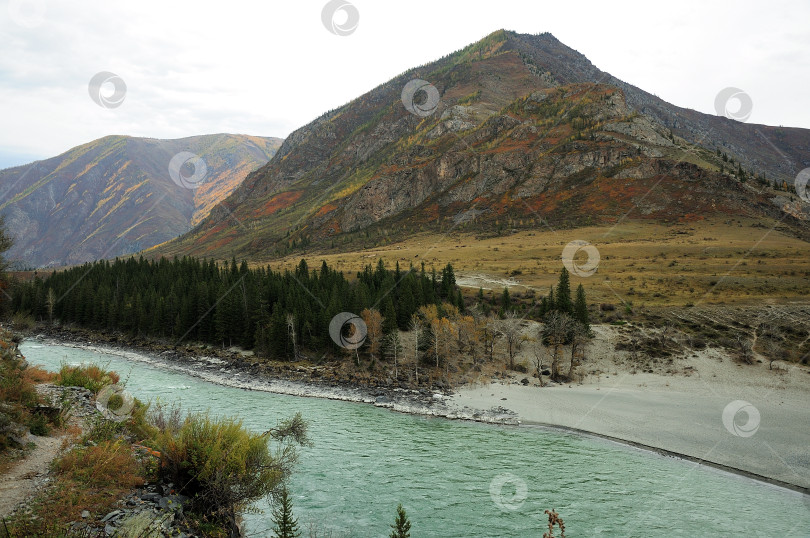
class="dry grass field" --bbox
[253,217,810,308]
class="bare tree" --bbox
[542,311,575,381]
[530,336,548,387]
[286,313,299,361]
[759,323,784,370]
[481,315,499,362]
[735,334,754,364]
[385,331,403,380]
[45,287,56,324]
[568,321,590,381]
[409,315,423,383]
[658,321,672,351]
[499,311,523,370]
[429,317,456,371]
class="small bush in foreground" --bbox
[0,330,40,452]
[152,410,309,530]
[28,412,50,436]
[5,439,148,536]
[10,312,35,331]
[55,362,120,394]
[53,439,145,488]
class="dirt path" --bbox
[0,431,69,518]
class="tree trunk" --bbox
[568,341,578,380]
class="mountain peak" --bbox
[151,31,810,261]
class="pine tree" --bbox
[390,504,411,538]
[271,487,301,538]
[500,287,511,316]
[382,297,398,335]
[539,295,548,317]
[555,267,573,314]
[574,284,589,332]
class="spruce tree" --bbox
[382,297,398,335]
[390,504,411,538]
[574,284,589,332]
[271,487,301,538]
[500,287,511,316]
[555,267,573,314]
[456,288,466,313]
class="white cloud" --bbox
[1,0,808,166]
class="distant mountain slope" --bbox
[152,30,809,262]
[0,134,282,267]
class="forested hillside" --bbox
[12,257,464,357]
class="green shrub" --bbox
[29,413,50,436]
[10,312,35,331]
[0,331,40,451]
[151,410,309,526]
[83,413,126,443]
[107,393,124,411]
[55,362,120,394]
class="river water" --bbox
[20,340,810,537]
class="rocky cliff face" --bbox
[0,134,282,267]
[153,30,809,261]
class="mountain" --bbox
[151,30,810,262]
[0,134,282,267]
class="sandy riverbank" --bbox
[451,344,810,492]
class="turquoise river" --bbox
[20,340,810,537]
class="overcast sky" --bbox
[1,0,808,169]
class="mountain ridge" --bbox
[0,133,282,267]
